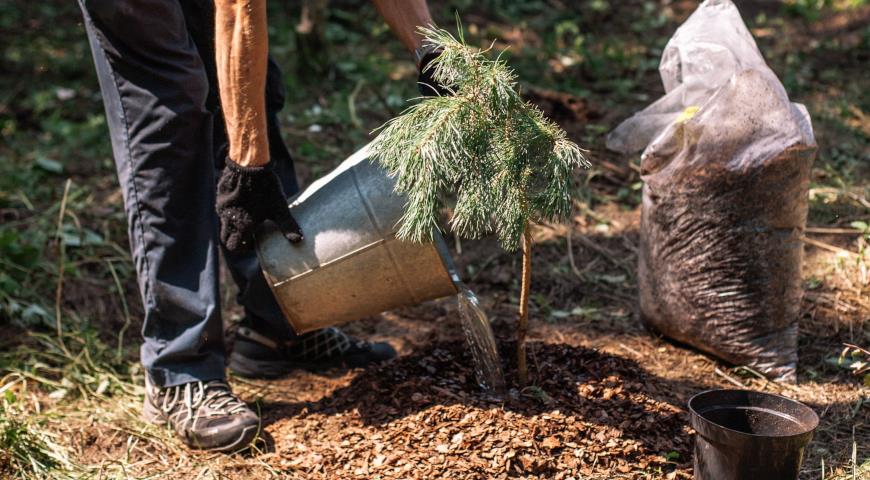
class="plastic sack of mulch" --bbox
[606,0,816,381]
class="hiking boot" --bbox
[143,376,259,452]
[228,326,397,378]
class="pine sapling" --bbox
[369,27,589,386]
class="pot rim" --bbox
[688,388,819,442]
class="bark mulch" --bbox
[253,339,693,479]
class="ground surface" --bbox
[1,0,868,479]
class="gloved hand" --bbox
[216,158,303,253]
[416,44,451,97]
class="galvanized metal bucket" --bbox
[255,144,460,334]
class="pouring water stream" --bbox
[455,284,506,393]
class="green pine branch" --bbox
[370,26,589,251]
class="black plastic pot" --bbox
[688,389,819,480]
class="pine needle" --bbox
[369,26,589,251]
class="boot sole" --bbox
[142,397,168,426]
[142,399,260,453]
[227,352,341,378]
[227,350,396,378]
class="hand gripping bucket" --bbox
[256,144,460,334]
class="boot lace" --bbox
[158,380,248,429]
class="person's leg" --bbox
[180,0,301,339]
[223,58,302,340]
[78,0,224,387]
[225,62,397,376]
[80,0,260,452]
[221,59,397,375]
[176,0,395,375]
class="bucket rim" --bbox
[688,388,819,442]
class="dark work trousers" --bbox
[79,0,300,387]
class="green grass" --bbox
[1,379,77,478]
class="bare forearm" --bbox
[371,0,433,56]
[215,0,269,167]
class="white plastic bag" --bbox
[607,0,817,381]
[607,0,813,154]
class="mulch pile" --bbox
[258,340,693,479]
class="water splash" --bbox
[456,285,506,393]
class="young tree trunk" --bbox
[517,224,532,386]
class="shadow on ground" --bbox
[258,340,703,461]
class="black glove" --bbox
[216,158,303,253]
[416,44,452,97]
